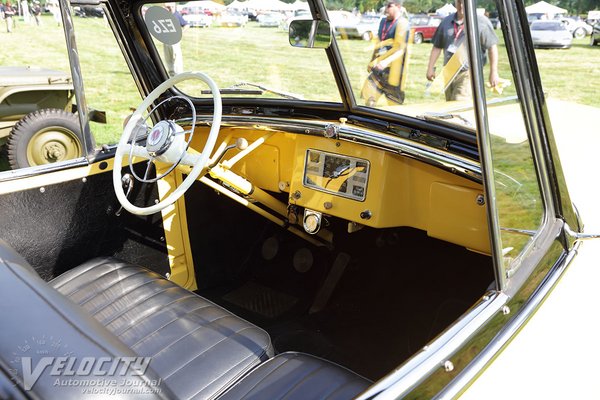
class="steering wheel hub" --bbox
[147,120,175,157]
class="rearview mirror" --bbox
[289,20,332,49]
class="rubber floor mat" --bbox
[222,282,299,319]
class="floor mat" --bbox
[222,281,299,319]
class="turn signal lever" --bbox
[208,138,248,169]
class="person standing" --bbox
[30,0,41,25]
[21,0,30,24]
[47,0,61,26]
[361,0,410,106]
[163,2,188,77]
[426,0,499,101]
[2,2,16,32]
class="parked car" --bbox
[527,12,545,24]
[409,14,442,44]
[530,20,572,48]
[560,17,593,38]
[257,12,285,28]
[1,0,599,399]
[335,14,382,40]
[328,10,360,36]
[218,10,247,27]
[590,21,600,45]
[0,66,83,170]
[281,9,311,31]
[183,10,212,27]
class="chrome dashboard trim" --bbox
[192,115,483,183]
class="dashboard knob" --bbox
[303,210,322,235]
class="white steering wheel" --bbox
[113,72,222,215]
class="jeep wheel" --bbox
[414,32,423,44]
[7,108,84,170]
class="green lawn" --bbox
[1,14,599,149]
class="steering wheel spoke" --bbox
[180,150,202,166]
[122,143,151,160]
[113,72,222,215]
[142,157,156,181]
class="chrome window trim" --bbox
[462,0,505,291]
[492,0,559,287]
[58,0,95,157]
[0,157,90,183]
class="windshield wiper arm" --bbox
[418,112,473,127]
[200,82,303,99]
[201,87,263,96]
[229,82,303,100]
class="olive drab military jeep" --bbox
[0,66,83,170]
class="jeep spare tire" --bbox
[7,108,84,170]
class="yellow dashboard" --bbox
[189,125,490,254]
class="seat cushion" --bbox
[218,352,371,400]
[50,257,273,400]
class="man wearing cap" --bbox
[361,0,410,106]
[426,0,499,101]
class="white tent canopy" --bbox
[248,0,294,11]
[525,1,567,17]
[436,3,456,16]
[292,0,309,10]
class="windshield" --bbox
[531,22,566,31]
[144,2,341,103]
[142,0,518,131]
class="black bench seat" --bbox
[0,240,370,399]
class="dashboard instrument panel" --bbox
[303,149,370,202]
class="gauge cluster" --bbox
[303,149,370,201]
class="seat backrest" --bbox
[0,240,174,399]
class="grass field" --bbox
[1,14,599,148]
